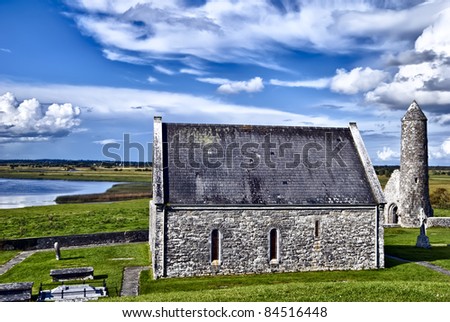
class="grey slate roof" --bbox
[161,123,377,205]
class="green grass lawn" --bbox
[0,243,150,298]
[0,199,149,239]
[434,208,450,217]
[1,228,450,302]
[127,257,450,302]
[0,250,20,266]
[115,227,450,302]
[385,227,450,272]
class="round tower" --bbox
[398,101,433,227]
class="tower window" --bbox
[415,177,418,184]
[269,228,279,263]
[211,229,221,265]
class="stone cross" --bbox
[419,208,427,236]
[416,208,431,249]
[54,242,61,260]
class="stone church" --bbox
[150,116,385,279]
[383,101,433,227]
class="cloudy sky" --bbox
[0,0,449,164]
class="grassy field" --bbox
[378,173,450,192]
[0,250,20,266]
[1,167,449,302]
[122,227,450,302]
[434,209,450,217]
[0,243,150,298]
[0,199,149,239]
[0,165,151,182]
[385,227,450,270]
[429,174,450,193]
[133,262,450,302]
[0,228,449,301]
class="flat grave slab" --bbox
[50,266,94,282]
[38,284,107,302]
[0,282,34,302]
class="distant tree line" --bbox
[374,166,450,177]
[374,166,399,177]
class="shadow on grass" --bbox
[59,256,84,261]
[384,256,408,268]
[95,274,108,280]
[385,245,450,262]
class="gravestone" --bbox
[38,284,107,302]
[54,242,61,260]
[0,282,34,302]
[416,208,431,249]
[50,267,94,282]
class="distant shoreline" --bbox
[0,178,151,208]
[55,182,151,204]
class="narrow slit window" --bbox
[314,220,320,238]
[269,229,279,262]
[211,229,220,264]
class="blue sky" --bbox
[0,0,449,164]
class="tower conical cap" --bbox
[402,100,427,121]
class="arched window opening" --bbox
[388,204,399,224]
[211,229,221,265]
[269,229,279,263]
[314,220,320,238]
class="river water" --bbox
[0,178,117,209]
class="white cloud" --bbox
[270,78,330,89]
[93,138,121,145]
[365,60,450,107]
[217,77,264,94]
[197,77,231,85]
[0,92,81,141]
[102,49,149,65]
[154,65,175,75]
[415,8,450,57]
[0,48,11,54]
[180,68,206,76]
[432,114,450,125]
[147,76,158,83]
[330,67,389,95]
[443,139,450,154]
[68,1,447,68]
[270,67,388,94]
[430,137,450,159]
[377,146,400,161]
[0,81,339,127]
[198,77,265,94]
[364,5,450,109]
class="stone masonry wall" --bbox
[428,217,450,228]
[0,230,148,251]
[155,206,382,278]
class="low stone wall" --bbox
[0,230,149,251]
[428,217,450,228]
